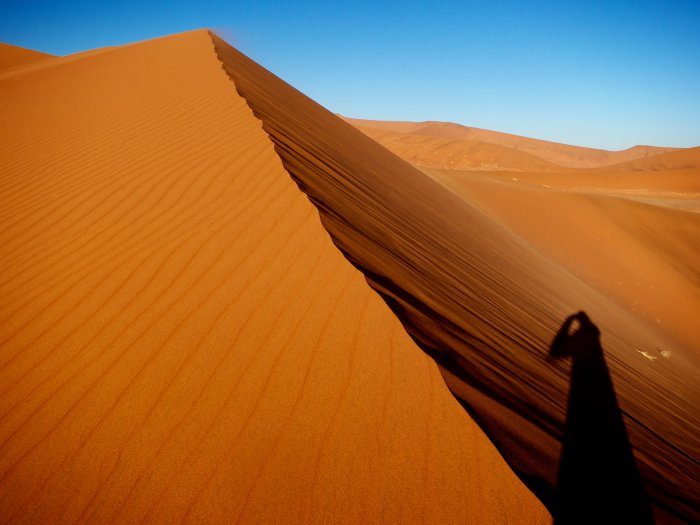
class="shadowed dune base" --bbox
[211,34,699,522]
[0,31,549,523]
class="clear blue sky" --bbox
[2,0,699,150]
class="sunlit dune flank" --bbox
[0,30,549,523]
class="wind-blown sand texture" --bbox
[0,32,549,523]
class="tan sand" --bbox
[0,30,548,524]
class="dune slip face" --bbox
[210,34,699,522]
[0,30,551,524]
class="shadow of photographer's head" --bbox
[550,311,601,360]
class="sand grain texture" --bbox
[0,30,549,524]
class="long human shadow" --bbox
[550,311,654,524]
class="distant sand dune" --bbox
[343,116,679,169]
[0,30,548,523]
[336,126,564,172]
[605,145,700,171]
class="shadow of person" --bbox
[550,312,654,524]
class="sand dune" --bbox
[2,28,697,523]
[0,30,549,523]
[338,126,564,172]
[212,40,698,521]
[605,145,700,171]
[344,116,678,169]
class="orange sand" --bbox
[0,32,548,523]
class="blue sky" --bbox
[2,0,699,150]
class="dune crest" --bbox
[212,34,699,523]
[0,29,551,523]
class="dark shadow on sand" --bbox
[550,311,654,524]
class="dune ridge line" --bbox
[207,30,699,523]
[0,28,550,523]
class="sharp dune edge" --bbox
[209,33,699,523]
[0,30,547,523]
[214,32,700,520]
[0,29,697,524]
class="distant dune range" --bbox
[343,117,681,169]
[0,29,698,524]
[0,32,546,523]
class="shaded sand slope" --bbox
[344,117,678,168]
[214,36,699,521]
[0,30,549,523]
[0,43,53,72]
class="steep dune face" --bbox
[344,117,679,168]
[0,43,53,72]
[0,30,549,523]
[213,35,699,522]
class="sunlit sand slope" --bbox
[0,30,549,523]
[214,36,699,522]
[343,117,678,169]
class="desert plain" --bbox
[0,30,698,523]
